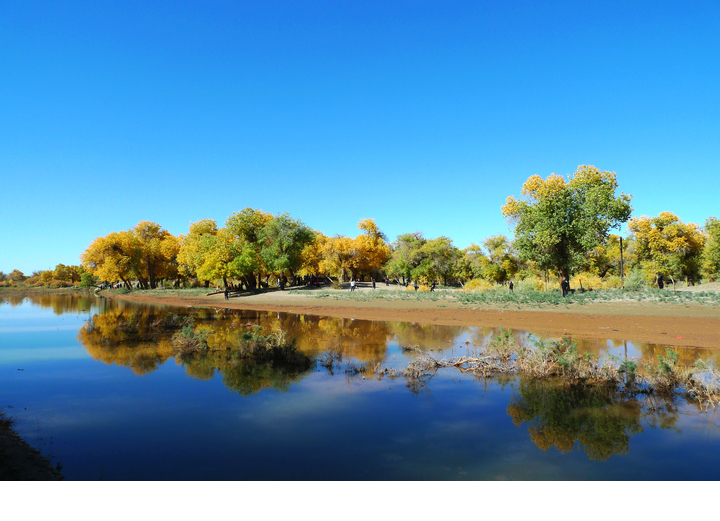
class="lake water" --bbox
[2,292,720,480]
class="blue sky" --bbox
[2,1,718,274]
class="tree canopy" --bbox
[502,165,633,281]
[628,212,706,283]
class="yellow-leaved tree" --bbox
[81,222,179,289]
[627,212,706,285]
[299,231,329,278]
[81,231,139,288]
[354,219,391,279]
[317,219,391,281]
[177,219,219,287]
[321,235,358,282]
[133,221,179,288]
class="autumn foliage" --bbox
[5,166,715,292]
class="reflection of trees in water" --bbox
[201,310,394,365]
[78,307,313,394]
[78,309,183,345]
[181,350,312,396]
[573,336,720,368]
[506,378,687,461]
[85,338,175,375]
[2,293,99,314]
[391,322,466,350]
[636,343,720,368]
[77,309,180,375]
[35,294,97,314]
[480,331,720,371]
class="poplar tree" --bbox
[502,165,633,283]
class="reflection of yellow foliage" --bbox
[77,309,181,374]
[85,338,175,375]
[391,321,463,350]
[528,425,575,454]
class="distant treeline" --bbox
[3,166,718,291]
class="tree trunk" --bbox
[245,273,257,290]
[147,257,156,289]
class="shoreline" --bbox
[100,287,720,349]
[0,427,63,481]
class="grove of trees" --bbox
[4,166,719,291]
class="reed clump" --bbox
[400,329,720,407]
[237,327,309,366]
[172,320,209,356]
[319,345,342,373]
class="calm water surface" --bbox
[1,293,719,480]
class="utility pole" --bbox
[620,237,624,289]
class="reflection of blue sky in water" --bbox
[2,293,720,480]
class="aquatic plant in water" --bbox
[397,330,720,408]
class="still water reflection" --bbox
[1,293,719,480]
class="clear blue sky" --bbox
[2,0,718,274]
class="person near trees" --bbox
[561,279,569,297]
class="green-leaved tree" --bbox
[502,165,633,283]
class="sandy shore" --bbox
[102,285,720,349]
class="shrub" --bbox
[464,279,496,291]
[570,273,604,291]
[603,275,624,289]
[49,280,73,289]
[238,327,309,366]
[485,327,516,361]
[624,268,646,291]
[172,322,209,356]
[515,277,544,292]
[79,272,97,288]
